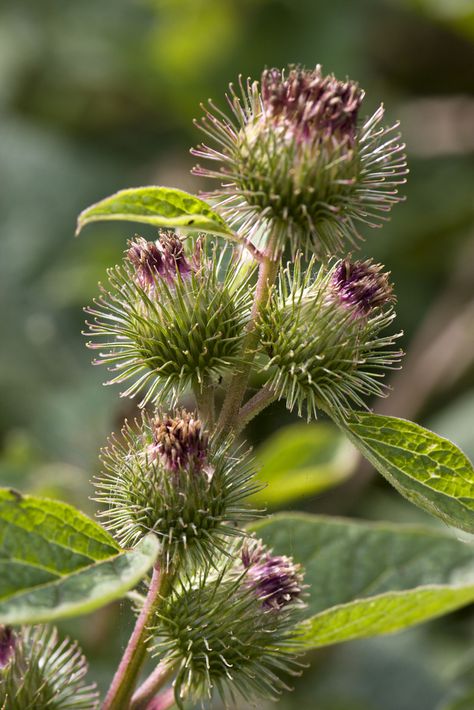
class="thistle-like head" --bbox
[0,626,98,710]
[258,256,402,420]
[193,65,407,257]
[241,539,303,610]
[95,410,259,565]
[153,539,304,708]
[85,236,254,408]
[127,232,192,288]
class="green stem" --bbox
[102,562,174,710]
[130,659,176,710]
[193,379,215,427]
[217,255,279,437]
[235,385,277,436]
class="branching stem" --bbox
[103,561,174,710]
[193,379,215,427]
[235,385,277,436]
[217,254,279,436]
[145,687,176,710]
[131,659,176,709]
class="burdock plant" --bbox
[1,65,473,710]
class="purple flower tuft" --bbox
[150,410,209,474]
[332,258,394,316]
[261,65,363,143]
[0,626,15,668]
[127,232,192,288]
[242,540,303,610]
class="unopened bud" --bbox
[241,539,303,610]
[331,258,394,316]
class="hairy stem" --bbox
[217,255,279,436]
[235,385,277,436]
[103,562,174,710]
[145,687,176,710]
[193,379,215,427]
[130,659,176,710]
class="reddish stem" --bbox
[103,563,171,710]
[145,687,175,710]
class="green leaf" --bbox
[76,186,234,238]
[251,423,357,507]
[250,513,474,649]
[0,489,159,624]
[339,412,474,533]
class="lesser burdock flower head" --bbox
[149,409,209,473]
[85,233,254,408]
[0,625,98,710]
[153,539,304,708]
[127,232,193,288]
[241,538,304,610]
[261,66,362,142]
[330,257,395,316]
[193,65,407,257]
[258,255,402,420]
[95,410,260,565]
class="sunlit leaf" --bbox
[339,412,474,533]
[0,488,159,624]
[76,186,234,238]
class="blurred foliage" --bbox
[251,423,357,507]
[0,0,473,705]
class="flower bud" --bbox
[330,257,394,315]
[127,232,192,288]
[241,538,303,610]
[153,539,304,708]
[258,256,402,420]
[149,410,209,473]
[192,65,407,257]
[95,410,259,565]
[0,625,98,710]
[85,235,254,407]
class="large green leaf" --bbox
[251,423,357,507]
[339,412,474,533]
[76,186,234,238]
[250,513,474,649]
[0,489,159,624]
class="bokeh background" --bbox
[1,1,473,708]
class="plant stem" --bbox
[217,255,279,436]
[103,562,173,710]
[193,379,215,427]
[235,385,277,436]
[130,659,176,710]
[145,687,176,710]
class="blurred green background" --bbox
[1,0,473,708]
